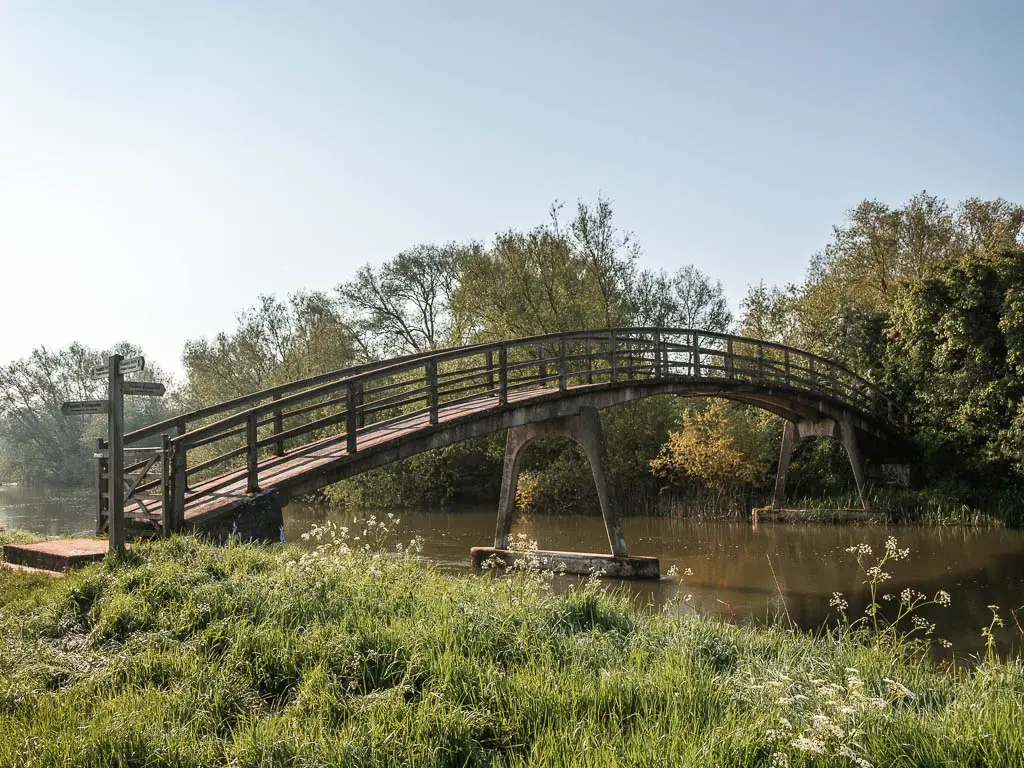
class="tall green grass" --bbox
[0,535,1021,767]
[786,486,1024,527]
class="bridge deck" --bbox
[130,387,547,527]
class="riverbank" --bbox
[1,535,1022,766]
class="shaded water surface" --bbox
[4,485,1022,656]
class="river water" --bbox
[4,485,1023,656]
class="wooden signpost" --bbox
[61,354,165,553]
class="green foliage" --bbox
[747,192,1024,366]
[325,436,505,509]
[886,250,1024,481]
[627,265,732,332]
[452,200,637,339]
[182,291,358,409]
[735,192,1024,512]
[784,438,858,499]
[0,538,1021,766]
[515,448,593,516]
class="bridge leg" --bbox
[573,407,629,558]
[493,406,629,558]
[494,427,532,550]
[771,421,797,509]
[791,416,871,512]
[838,415,870,511]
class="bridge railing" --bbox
[115,329,903,530]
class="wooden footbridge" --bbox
[95,328,910,571]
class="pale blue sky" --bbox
[2,1,1022,376]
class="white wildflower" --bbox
[790,736,826,754]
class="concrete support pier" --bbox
[189,490,284,543]
[475,406,659,579]
[770,416,871,512]
[493,406,628,556]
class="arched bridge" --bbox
[105,328,911,543]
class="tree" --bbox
[955,197,1024,255]
[629,266,732,332]
[0,342,171,485]
[885,249,1024,479]
[182,292,357,408]
[452,200,636,341]
[738,281,800,343]
[337,244,471,357]
[563,197,639,329]
[650,399,771,510]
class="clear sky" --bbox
[2,1,1022,377]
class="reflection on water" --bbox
[4,484,1023,657]
[286,503,1024,656]
[0,484,94,537]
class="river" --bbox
[4,484,1023,656]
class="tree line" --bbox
[2,193,1022,521]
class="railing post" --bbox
[558,337,567,391]
[808,357,815,390]
[725,338,734,378]
[626,339,634,380]
[356,381,365,429]
[830,366,838,399]
[169,419,188,532]
[609,330,618,383]
[95,437,107,536]
[160,433,171,536]
[784,349,791,386]
[692,333,701,378]
[498,345,508,405]
[654,330,662,378]
[272,392,284,457]
[346,381,358,454]
[245,411,260,494]
[585,339,593,384]
[486,350,495,394]
[757,344,765,382]
[427,360,439,425]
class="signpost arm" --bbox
[107,354,126,552]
